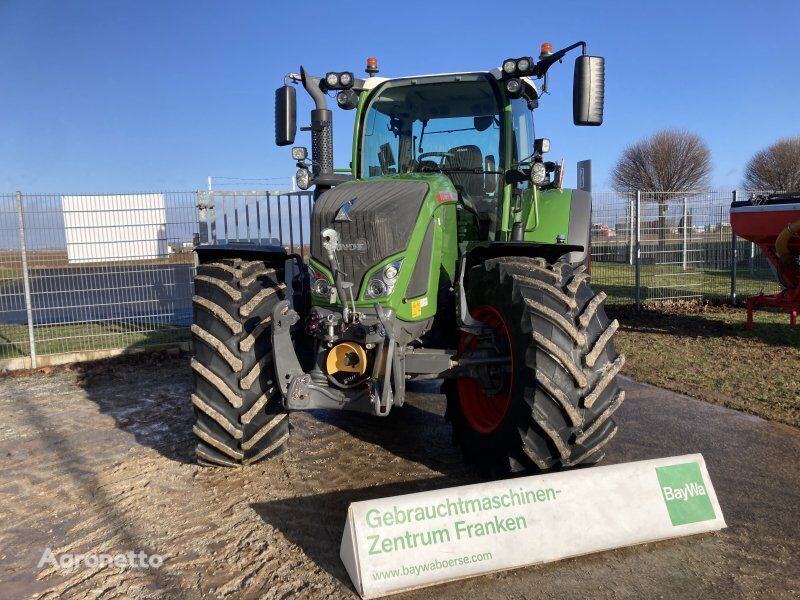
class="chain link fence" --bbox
[0,188,782,367]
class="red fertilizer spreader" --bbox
[730,193,800,329]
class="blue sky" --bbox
[1,0,799,192]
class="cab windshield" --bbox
[360,75,502,185]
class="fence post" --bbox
[634,190,641,310]
[682,196,688,271]
[196,190,209,245]
[628,195,634,265]
[15,191,37,368]
[730,190,738,304]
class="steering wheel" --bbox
[412,151,454,173]
[417,151,454,162]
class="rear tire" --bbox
[191,257,289,466]
[446,256,624,475]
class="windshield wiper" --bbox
[421,166,503,175]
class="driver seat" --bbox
[444,145,484,201]
[445,145,495,240]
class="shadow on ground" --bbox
[73,349,196,464]
[252,476,456,592]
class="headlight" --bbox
[384,264,398,280]
[296,168,311,190]
[312,278,331,297]
[365,279,387,298]
[325,72,339,87]
[502,59,516,74]
[365,259,403,298]
[531,161,548,185]
[308,265,333,298]
[516,57,531,72]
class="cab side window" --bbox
[510,98,535,192]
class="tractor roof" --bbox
[361,68,538,96]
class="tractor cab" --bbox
[357,73,506,242]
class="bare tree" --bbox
[612,129,712,192]
[743,136,800,191]
[612,130,711,252]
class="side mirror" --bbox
[573,55,605,126]
[474,115,494,132]
[275,85,297,146]
[484,155,497,195]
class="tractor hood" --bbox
[310,179,430,296]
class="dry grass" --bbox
[610,302,800,428]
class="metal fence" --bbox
[0,188,781,367]
[591,190,780,306]
[197,190,313,256]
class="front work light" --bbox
[291,146,307,161]
[505,78,523,99]
[325,72,340,88]
[325,71,355,90]
[531,161,548,185]
[336,89,359,110]
[296,167,311,190]
[534,138,550,154]
[501,57,534,76]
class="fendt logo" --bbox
[655,462,716,526]
[334,198,356,222]
[337,239,367,252]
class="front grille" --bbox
[311,180,429,295]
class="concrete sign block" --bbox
[340,454,725,598]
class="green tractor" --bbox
[190,41,624,474]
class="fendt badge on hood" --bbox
[334,198,356,222]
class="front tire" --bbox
[446,256,624,475]
[191,257,289,466]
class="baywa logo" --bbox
[655,462,716,526]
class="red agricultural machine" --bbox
[730,193,800,328]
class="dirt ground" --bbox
[0,352,798,599]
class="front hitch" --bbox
[271,300,396,415]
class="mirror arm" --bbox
[533,41,586,78]
[300,66,327,110]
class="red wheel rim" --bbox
[457,304,513,434]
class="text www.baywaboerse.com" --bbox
[371,552,493,581]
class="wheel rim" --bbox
[457,304,513,434]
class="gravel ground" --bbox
[0,352,798,599]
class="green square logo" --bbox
[655,462,716,526]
